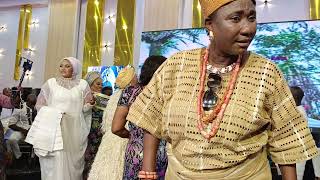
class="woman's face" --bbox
[91,78,103,93]
[206,0,256,55]
[59,59,73,78]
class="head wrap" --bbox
[199,0,236,19]
[115,66,135,89]
[62,57,82,78]
[85,71,101,86]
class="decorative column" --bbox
[14,5,32,80]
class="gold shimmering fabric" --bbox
[199,0,235,18]
[127,48,319,171]
[165,145,271,179]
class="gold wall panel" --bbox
[114,0,135,66]
[310,0,320,19]
[82,0,105,77]
[192,0,203,28]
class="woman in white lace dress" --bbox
[35,57,94,180]
[88,66,137,180]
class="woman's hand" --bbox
[89,96,96,105]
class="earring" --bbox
[209,31,214,41]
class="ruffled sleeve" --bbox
[36,80,51,111]
[126,63,166,139]
[267,67,319,164]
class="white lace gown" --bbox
[88,90,128,180]
[36,78,92,180]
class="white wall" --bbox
[100,0,118,66]
[0,5,49,91]
[256,0,310,23]
[0,7,20,91]
[21,6,49,88]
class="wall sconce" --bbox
[122,24,128,30]
[0,24,7,32]
[25,70,33,80]
[24,46,36,55]
[264,0,271,5]
[105,14,115,24]
[94,0,99,6]
[30,19,39,28]
[102,42,112,51]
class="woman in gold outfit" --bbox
[127,0,319,179]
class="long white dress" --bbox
[88,90,128,180]
[36,78,92,180]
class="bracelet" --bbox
[138,171,158,179]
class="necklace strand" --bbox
[197,49,242,141]
[207,62,236,74]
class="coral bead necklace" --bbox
[197,48,242,141]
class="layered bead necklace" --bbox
[197,48,242,141]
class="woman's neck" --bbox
[208,46,239,68]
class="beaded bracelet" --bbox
[138,170,158,179]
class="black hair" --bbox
[206,0,256,23]
[290,86,304,106]
[102,86,113,96]
[139,55,167,86]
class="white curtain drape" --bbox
[44,0,81,80]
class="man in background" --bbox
[5,94,37,159]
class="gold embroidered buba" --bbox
[127,48,318,170]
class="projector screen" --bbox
[139,20,320,124]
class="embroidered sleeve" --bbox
[126,64,166,139]
[36,80,51,111]
[267,67,319,164]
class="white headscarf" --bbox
[56,57,82,89]
[63,57,82,78]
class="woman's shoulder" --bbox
[247,52,282,75]
[167,48,202,63]
[79,79,89,87]
[44,78,56,86]
[244,52,285,85]
[159,48,202,74]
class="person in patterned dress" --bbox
[83,71,104,179]
[112,56,168,180]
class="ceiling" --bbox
[0,0,48,8]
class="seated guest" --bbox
[2,88,12,97]
[0,88,14,119]
[5,94,37,159]
[0,88,15,113]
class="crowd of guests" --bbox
[0,0,319,180]
[0,55,171,180]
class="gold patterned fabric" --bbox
[165,145,271,179]
[199,0,235,18]
[127,48,319,172]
